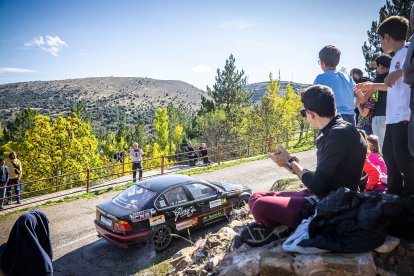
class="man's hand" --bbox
[354,82,374,93]
[268,147,292,168]
[384,70,402,87]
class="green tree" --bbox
[3,108,38,141]
[362,0,413,77]
[204,54,253,125]
[71,101,91,123]
[153,107,169,150]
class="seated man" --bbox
[243,85,367,247]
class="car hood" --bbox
[97,199,142,219]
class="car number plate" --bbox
[100,215,112,227]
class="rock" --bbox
[260,250,295,276]
[375,236,400,253]
[170,247,194,271]
[228,219,243,229]
[293,252,377,276]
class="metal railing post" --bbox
[268,136,273,153]
[86,168,90,193]
[314,129,317,145]
[217,144,221,165]
[285,132,289,149]
[122,157,125,177]
[161,155,165,175]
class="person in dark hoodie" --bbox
[0,209,53,276]
[0,158,9,210]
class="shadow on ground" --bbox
[53,220,228,276]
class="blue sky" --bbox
[0,0,387,90]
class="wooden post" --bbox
[247,142,250,156]
[86,168,90,193]
[217,144,221,165]
[161,155,165,175]
[55,163,59,192]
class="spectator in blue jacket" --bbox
[0,158,9,210]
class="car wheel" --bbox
[236,196,249,209]
[152,225,173,251]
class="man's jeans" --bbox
[341,114,356,127]
[6,178,20,202]
[372,116,386,153]
[0,182,6,207]
[132,162,143,182]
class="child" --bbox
[0,158,9,210]
[314,45,357,126]
[367,134,388,180]
[356,93,375,135]
[355,16,414,196]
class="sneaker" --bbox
[240,223,290,247]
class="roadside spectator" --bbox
[367,134,388,184]
[350,68,371,125]
[186,143,198,166]
[5,152,22,204]
[0,209,53,275]
[242,85,366,247]
[0,158,9,210]
[372,54,392,152]
[403,3,414,156]
[314,45,358,126]
[355,16,414,196]
[356,92,375,135]
[199,143,210,164]
[129,142,144,182]
[359,131,387,192]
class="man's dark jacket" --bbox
[301,115,367,198]
[298,187,414,253]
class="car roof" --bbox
[136,174,203,192]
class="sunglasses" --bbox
[299,108,308,117]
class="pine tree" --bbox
[362,0,413,77]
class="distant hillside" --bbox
[0,77,207,130]
[246,81,310,103]
[0,77,310,130]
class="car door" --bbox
[185,183,227,225]
[158,185,201,232]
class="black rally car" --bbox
[95,174,252,251]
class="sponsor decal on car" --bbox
[176,218,198,231]
[202,210,225,222]
[130,209,152,222]
[173,206,196,221]
[149,215,165,226]
[209,199,222,209]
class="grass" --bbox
[134,259,173,276]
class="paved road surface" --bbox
[0,150,316,276]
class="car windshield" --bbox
[113,185,156,210]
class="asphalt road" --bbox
[0,149,316,276]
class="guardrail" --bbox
[0,130,316,211]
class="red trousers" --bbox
[248,190,314,229]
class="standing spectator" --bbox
[129,142,144,182]
[199,143,210,164]
[371,54,392,152]
[0,158,9,210]
[5,152,22,204]
[367,134,388,185]
[403,3,414,156]
[355,16,414,196]
[314,45,357,126]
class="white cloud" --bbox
[220,20,253,29]
[24,35,67,56]
[193,64,211,73]
[0,67,35,74]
